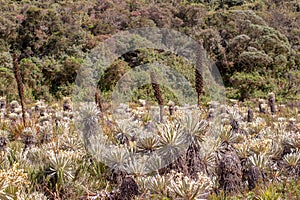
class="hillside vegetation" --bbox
[0,0,299,102]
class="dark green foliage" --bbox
[229,71,276,101]
[98,60,131,92]
[0,0,298,102]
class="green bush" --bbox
[229,71,276,101]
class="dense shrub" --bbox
[0,0,298,102]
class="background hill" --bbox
[0,0,299,103]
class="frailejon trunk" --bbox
[268,93,276,114]
[247,108,253,122]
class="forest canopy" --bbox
[0,0,299,102]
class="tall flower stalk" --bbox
[195,48,204,108]
[13,53,26,126]
[95,88,103,112]
[150,70,164,123]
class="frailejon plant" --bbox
[156,121,187,170]
[169,172,212,200]
[45,150,75,195]
[150,70,164,123]
[0,163,30,200]
[138,174,171,197]
[180,111,208,176]
[283,150,300,176]
[22,127,37,152]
